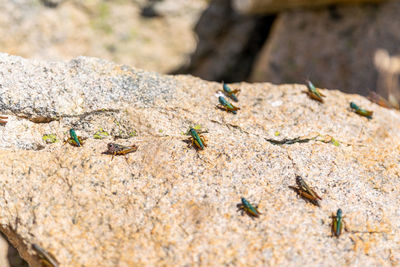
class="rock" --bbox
[233,0,387,14]
[0,0,207,74]
[374,49,400,108]
[175,0,274,82]
[0,235,28,267]
[1,53,400,266]
[152,0,206,17]
[0,236,10,267]
[250,0,400,96]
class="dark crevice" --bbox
[12,109,120,124]
[265,137,313,145]
[266,134,341,146]
[23,116,57,124]
[220,15,275,83]
[141,0,163,18]
[40,0,62,8]
[60,109,120,120]
[171,0,276,83]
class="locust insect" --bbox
[105,143,138,160]
[331,208,344,238]
[350,102,373,119]
[217,96,240,114]
[187,127,207,150]
[305,80,325,103]
[64,129,85,147]
[237,197,261,218]
[289,176,322,207]
[222,82,240,102]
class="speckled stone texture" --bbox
[0,0,206,74]
[0,53,399,266]
[250,0,400,97]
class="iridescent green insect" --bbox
[32,243,59,267]
[217,96,240,114]
[188,127,207,150]
[69,129,82,146]
[0,116,7,125]
[331,208,344,237]
[106,143,138,159]
[237,197,261,218]
[65,129,85,147]
[289,176,322,207]
[223,82,240,102]
[305,80,325,103]
[350,102,373,119]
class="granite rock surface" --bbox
[250,0,400,98]
[0,53,399,266]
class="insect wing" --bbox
[332,216,338,236]
[335,222,342,237]
[297,190,320,206]
[250,206,261,217]
[116,145,138,155]
[244,200,260,217]
[297,179,322,200]
[306,91,324,102]
[316,89,325,97]
[231,103,240,111]
[67,138,79,147]
[193,138,204,150]
[68,136,84,147]
[246,207,260,217]
[311,92,324,102]
[73,136,81,147]
[307,187,322,200]
[336,216,343,236]
[240,204,260,218]
[191,131,204,149]
[359,109,373,117]
[332,215,343,237]
[229,91,239,102]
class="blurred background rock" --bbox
[1,0,400,265]
[0,0,207,73]
[2,0,399,106]
[245,0,400,109]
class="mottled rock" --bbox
[374,49,400,108]
[1,53,400,266]
[0,0,206,73]
[233,0,387,14]
[0,235,28,267]
[0,236,10,267]
[250,0,400,96]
